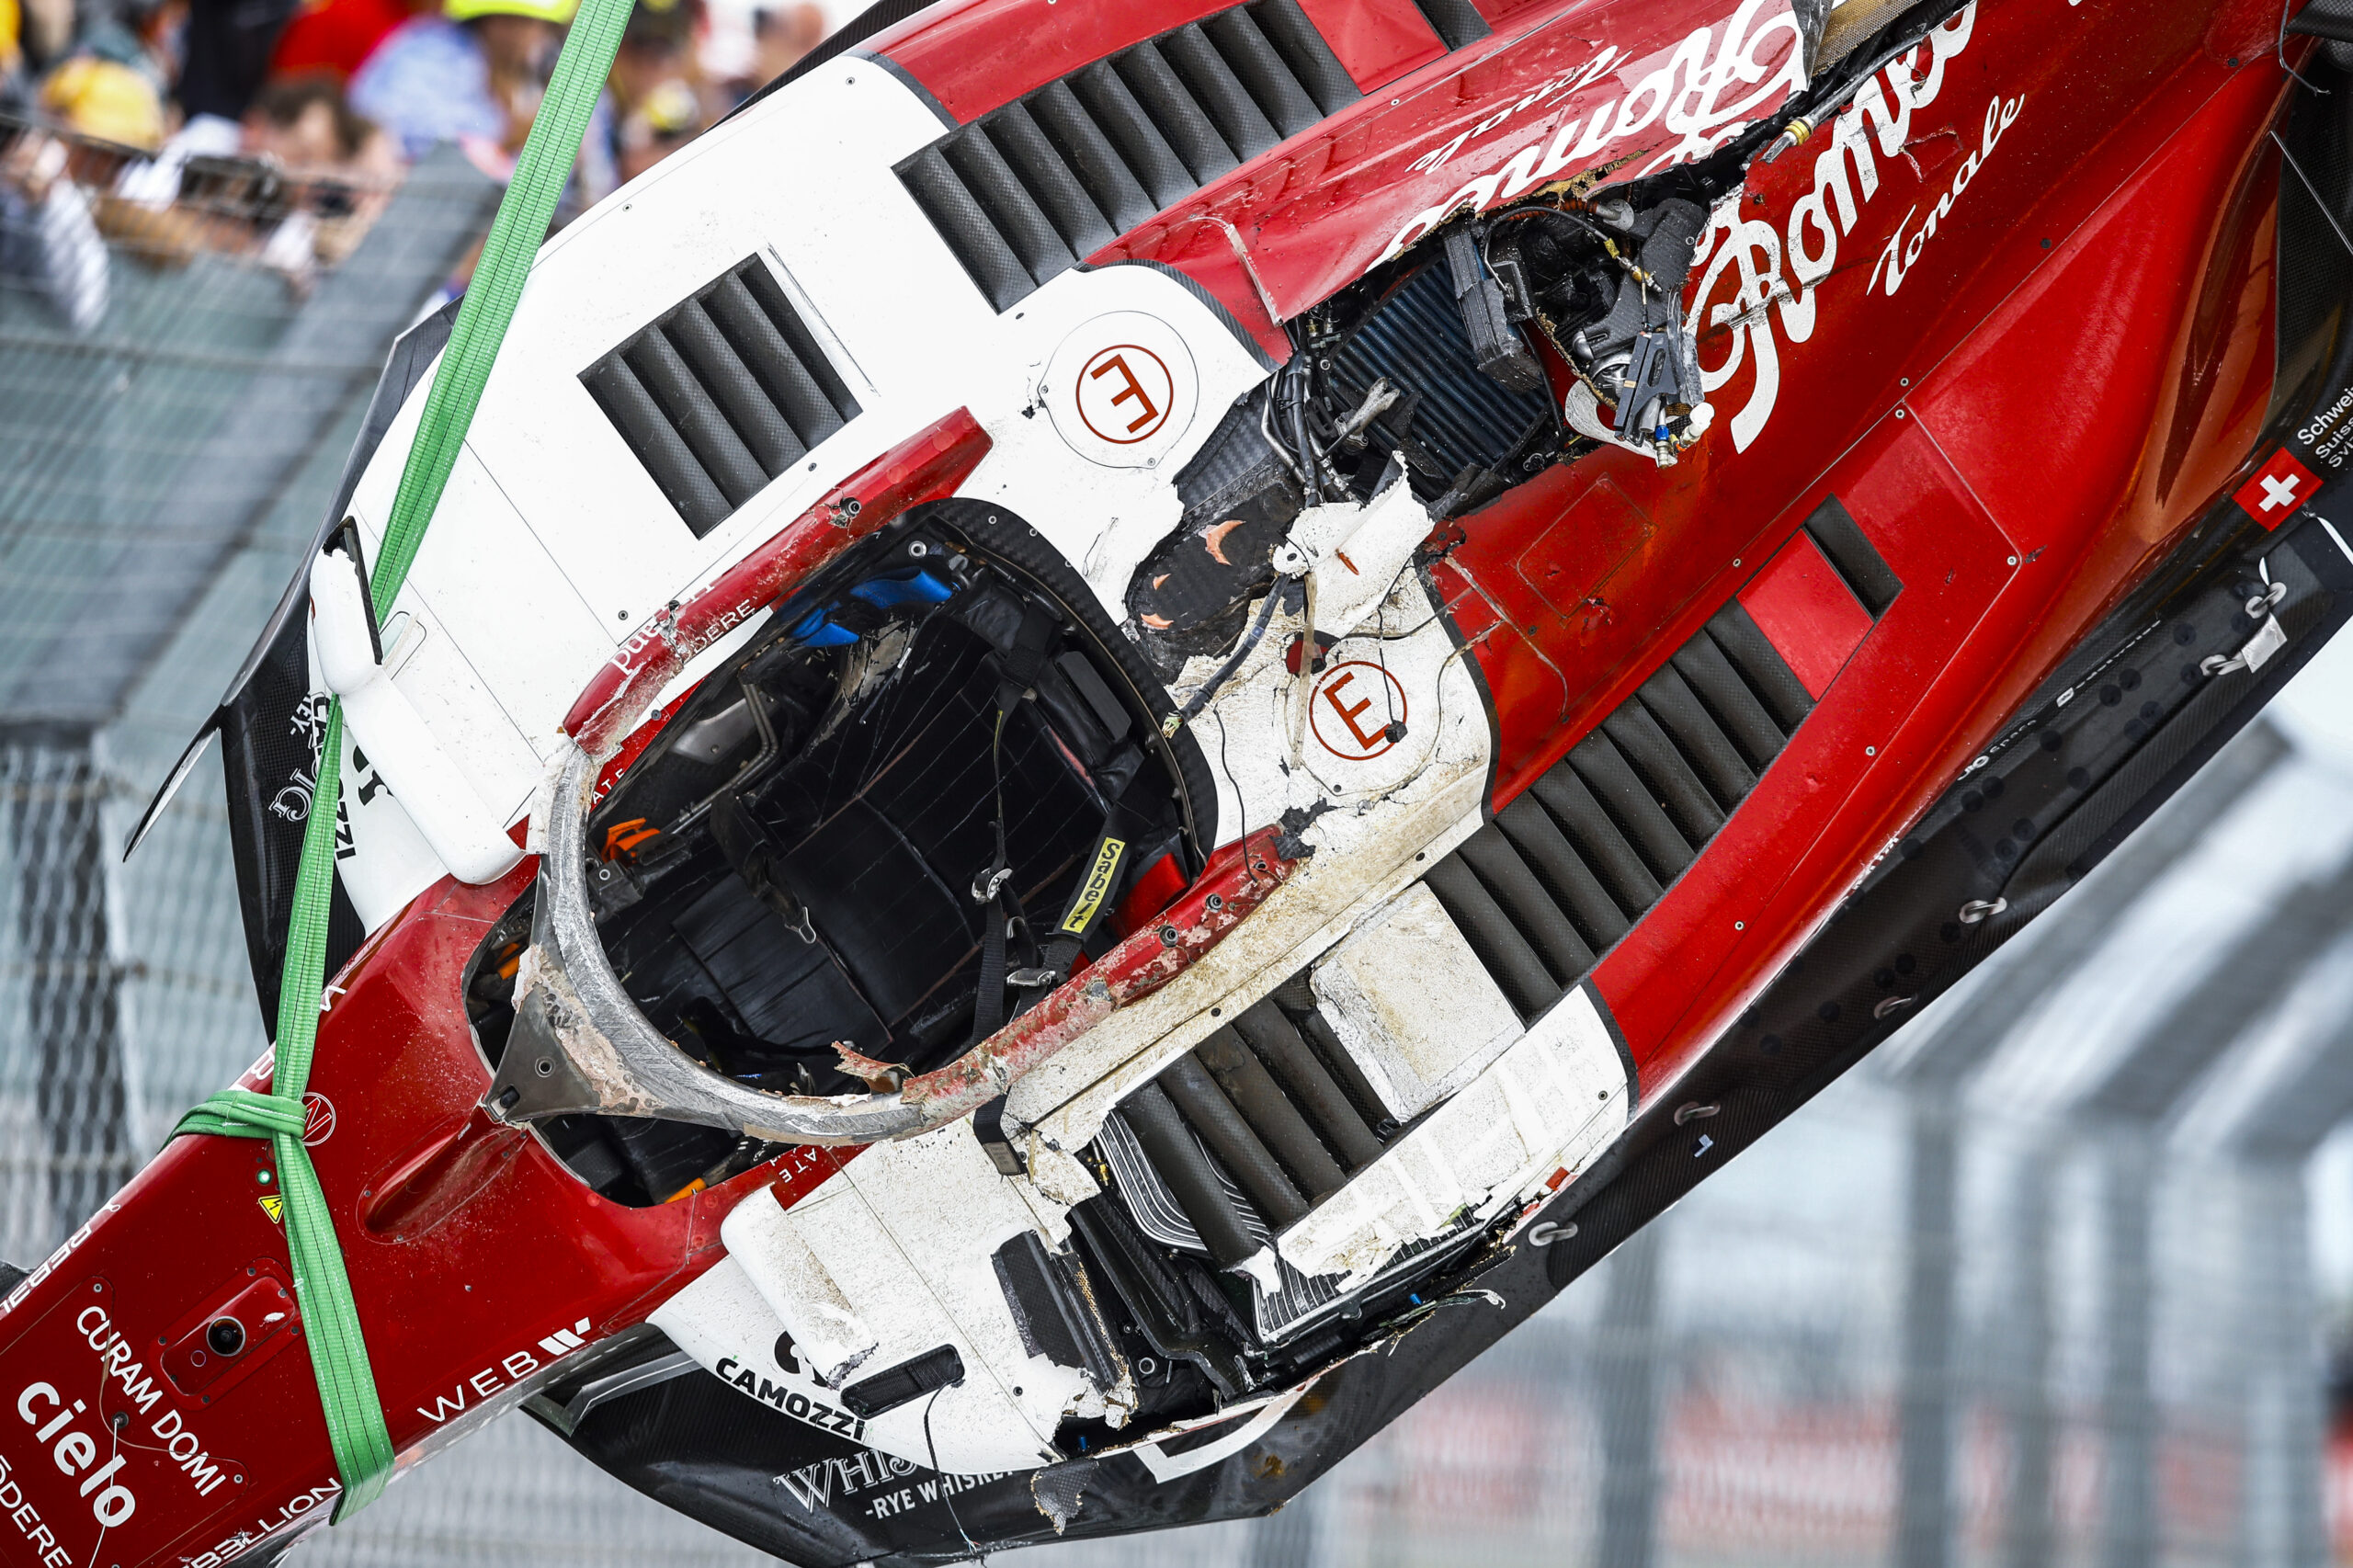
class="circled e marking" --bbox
[1310,661,1409,760]
[1076,345,1173,444]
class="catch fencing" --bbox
[0,116,2346,1568]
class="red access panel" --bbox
[1736,530,1874,699]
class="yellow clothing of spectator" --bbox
[40,57,166,151]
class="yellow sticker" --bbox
[1059,837,1127,937]
[258,1194,285,1225]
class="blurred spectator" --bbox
[349,0,569,165]
[15,0,69,74]
[0,0,28,101]
[39,53,165,148]
[38,0,186,153]
[269,0,421,82]
[73,0,184,86]
[613,71,694,183]
[609,0,692,118]
[244,72,386,168]
[106,74,393,279]
[741,3,821,98]
[177,0,301,121]
[0,126,108,326]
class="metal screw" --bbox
[1865,745,1877,756]
[2008,555,2019,565]
[1159,926,1180,947]
[1204,892,1224,913]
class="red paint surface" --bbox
[866,0,1237,123]
[1735,531,1874,699]
[1427,0,2290,1103]
[1295,0,1447,90]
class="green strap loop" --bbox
[173,0,636,1521]
[173,1086,308,1140]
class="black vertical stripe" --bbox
[1026,80,1162,233]
[1422,589,1817,1014]
[1668,632,1787,770]
[1159,1054,1309,1226]
[1194,1027,1347,1197]
[1708,602,1815,731]
[1425,855,1558,1020]
[626,330,768,508]
[1802,494,1903,616]
[1495,794,1629,950]
[580,256,861,536]
[1230,1001,1385,1169]
[1411,0,1491,50]
[1455,823,1594,988]
[894,0,1360,314]
[940,125,1080,286]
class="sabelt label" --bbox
[1058,837,1126,937]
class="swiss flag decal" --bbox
[2234,448,2321,528]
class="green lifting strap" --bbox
[171,0,637,1521]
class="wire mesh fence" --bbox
[0,118,2346,1568]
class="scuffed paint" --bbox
[1277,987,1631,1290]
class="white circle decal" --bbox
[1044,312,1199,470]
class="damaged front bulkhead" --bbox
[17,0,2350,1562]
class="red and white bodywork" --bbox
[2,0,2348,1562]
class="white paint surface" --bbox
[1279,986,1632,1289]
[1311,881,1524,1122]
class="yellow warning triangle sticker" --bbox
[258,1194,285,1224]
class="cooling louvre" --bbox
[1426,600,1818,1022]
[895,0,1360,312]
[1090,985,1391,1262]
[581,256,861,538]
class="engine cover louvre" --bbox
[895,0,1359,312]
[580,255,862,537]
[1427,599,1818,1022]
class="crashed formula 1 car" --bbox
[6,0,2353,1561]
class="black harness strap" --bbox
[707,790,815,943]
[1021,761,1154,992]
[968,606,1059,1048]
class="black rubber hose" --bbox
[1230,1003,1384,1171]
[1173,576,1301,729]
[1120,1082,1258,1267]
[1159,1054,1310,1226]
[1194,1026,1348,1197]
